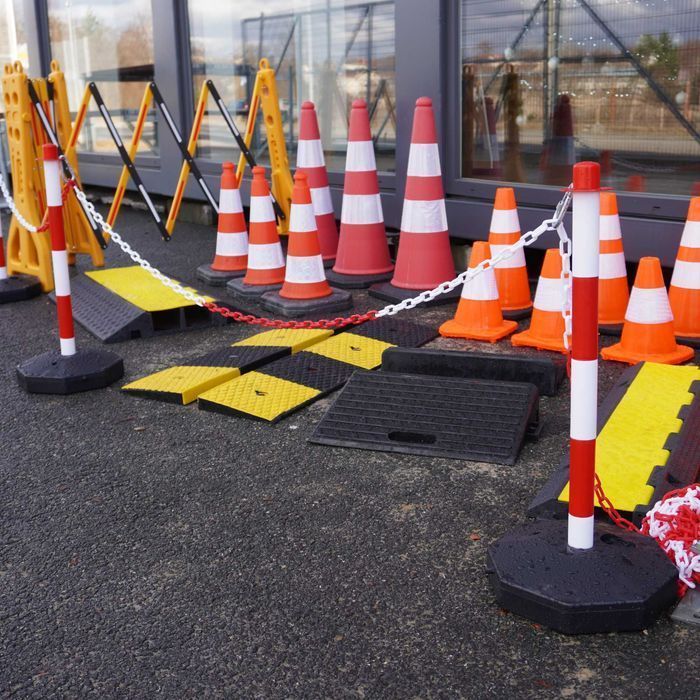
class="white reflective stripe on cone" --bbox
[310,186,334,216]
[345,141,376,172]
[285,255,326,283]
[60,336,77,357]
[533,276,566,312]
[215,231,248,256]
[625,286,673,324]
[461,268,499,301]
[489,243,526,269]
[44,160,62,207]
[567,514,594,550]
[406,143,441,177]
[670,259,700,290]
[599,215,622,241]
[249,195,276,223]
[680,220,700,249]
[296,139,325,168]
[289,203,318,233]
[489,208,520,234]
[341,193,383,225]
[599,252,627,280]
[400,199,448,233]
[570,359,598,441]
[248,243,285,270]
[219,188,243,214]
[51,250,71,296]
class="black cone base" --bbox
[17,348,124,394]
[326,269,394,289]
[676,333,700,349]
[599,322,624,337]
[0,274,42,304]
[369,282,461,306]
[501,305,533,321]
[322,257,335,269]
[486,520,678,634]
[260,288,353,318]
[226,277,282,301]
[196,264,245,286]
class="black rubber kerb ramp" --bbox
[486,519,678,634]
[0,275,42,304]
[368,281,461,306]
[325,269,394,289]
[16,348,124,394]
[260,288,352,318]
[226,277,282,301]
[196,264,245,286]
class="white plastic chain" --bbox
[0,169,38,232]
[0,164,573,323]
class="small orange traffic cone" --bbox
[227,166,285,301]
[668,198,700,347]
[487,187,533,320]
[601,257,694,365]
[260,171,351,317]
[296,101,338,265]
[598,192,629,335]
[439,241,517,342]
[511,249,570,354]
[197,162,248,286]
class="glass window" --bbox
[48,0,157,156]
[188,0,395,172]
[0,1,28,69]
[460,0,700,196]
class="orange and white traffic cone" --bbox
[598,192,629,335]
[197,162,248,286]
[601,257,694,365]
[439,241,517,342]
[487,187,533,319]
[327,99,393,288]
[370,97,459,305]
[297,101,338,265]
[260,171,351,317]
[227,166,286,301]
[511,248,571,354]
[669,198,700,347]
[543,94,575,186]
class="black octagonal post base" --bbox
[487,520,678,634]
[0,275,42,303]
[17,348,124,394]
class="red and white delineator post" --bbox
[567,161,601,551]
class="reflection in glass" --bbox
[461,0,700,195]
[188,0,395,172]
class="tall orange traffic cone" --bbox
[543,95,575,186]
[669,198,700,347]
[487,188,533,320]
[601,257,694,365]
[326,99,393,288]
[511,249,570,354]
[197,162,248,286]
[227,166,285,301]
[598,192,629,335]
[261,171,351,318]
[296,101,338,265]
[370,97,459,305]
[439,242,518,342]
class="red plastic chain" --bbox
[35,178,76,233]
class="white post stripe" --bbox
[45,159,62,207]
[215,232,248,257]
[296,139,325,168]
[249,195,276,223]
[599,215,622,241]
[400,199,448,233]
[490,243,526,269]
[285,255,326,283]
[51,250,71,296]
[489,208,520,234]
[289,203,318,233]
[625,286,673,324]
[599,252,627,280]
[573,193,600,278]
[248,243,285,270]
[568,514,595,550]
[680,220,700,248]
[406,143,442,177]
[219,188,243,214]
[570,359,598,440]
[341,193,383,225]
[533,276,567,312]
[461,268,499,301]
[310,186,334,216]
[345,141,377,172]
[60,337,76,356]
[0,268,7,281]
[670,259,700,290]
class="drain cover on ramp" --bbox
[309,371,539,465]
